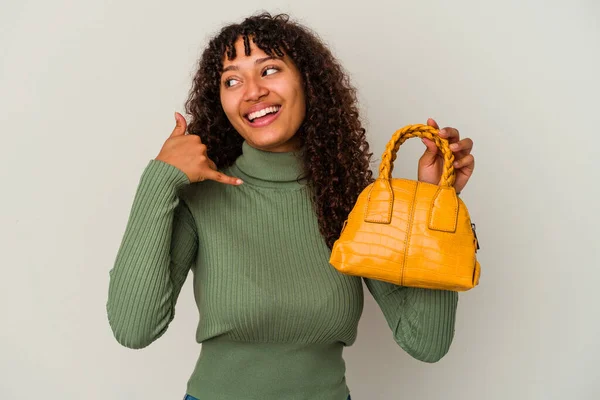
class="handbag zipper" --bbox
[471,223,480,250]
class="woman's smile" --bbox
[244,105,283,127]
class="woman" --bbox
[107,12,475,400]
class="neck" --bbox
[232,141,308,189]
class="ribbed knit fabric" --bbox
[107,141,459,400]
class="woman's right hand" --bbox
[155,112,243,185]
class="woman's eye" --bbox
[263,67,279,76]
[225,78,239,87]
[224,67,278,87]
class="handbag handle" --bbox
[378,124,456,187]
[364,124,458,225]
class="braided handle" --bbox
[379,124,456,187]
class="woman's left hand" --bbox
[417,118,475,194]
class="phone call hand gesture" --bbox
[155,112,243,186]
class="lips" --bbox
[244,106,282,128]
[244,103,281,119]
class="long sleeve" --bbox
[106,159,198,349]
[364,278,458,363]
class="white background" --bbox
[1,0,598,399]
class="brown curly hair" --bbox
[184,12,375,249]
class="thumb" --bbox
[170,112,187,137]
[420,137,439,166]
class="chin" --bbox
[243,130,298,152]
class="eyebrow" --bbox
[221,56,283,73]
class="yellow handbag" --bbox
[329,124,481,291]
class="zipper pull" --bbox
[471,223,480,250]
[340,219,348,235]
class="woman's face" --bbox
[220,36,306,153]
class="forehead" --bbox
[221,36,283,69]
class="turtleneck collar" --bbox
[231,141,308,189]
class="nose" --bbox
[243,76,269,102]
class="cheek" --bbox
[293,86,306,118]
[279,82,305,114]
[220,94,238,120]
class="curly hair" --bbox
[184,12,375,249]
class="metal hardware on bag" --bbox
[471,223,480,250]
[340,219,348,234]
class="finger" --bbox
[420,137,440,166]
[205,169,244,186]
[453,154,475,171]
[438,127,460,142]
[421,137,438,153]
[449,138,473,154]
[427,118,439,130]
[170,112,188,137]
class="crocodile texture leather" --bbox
[329,124,481,291]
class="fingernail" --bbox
[450,144,458,150]
[453,161,459,167]
[236,179,243,185]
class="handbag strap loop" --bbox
[378,124,456,187]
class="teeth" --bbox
[248,106,280,122]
